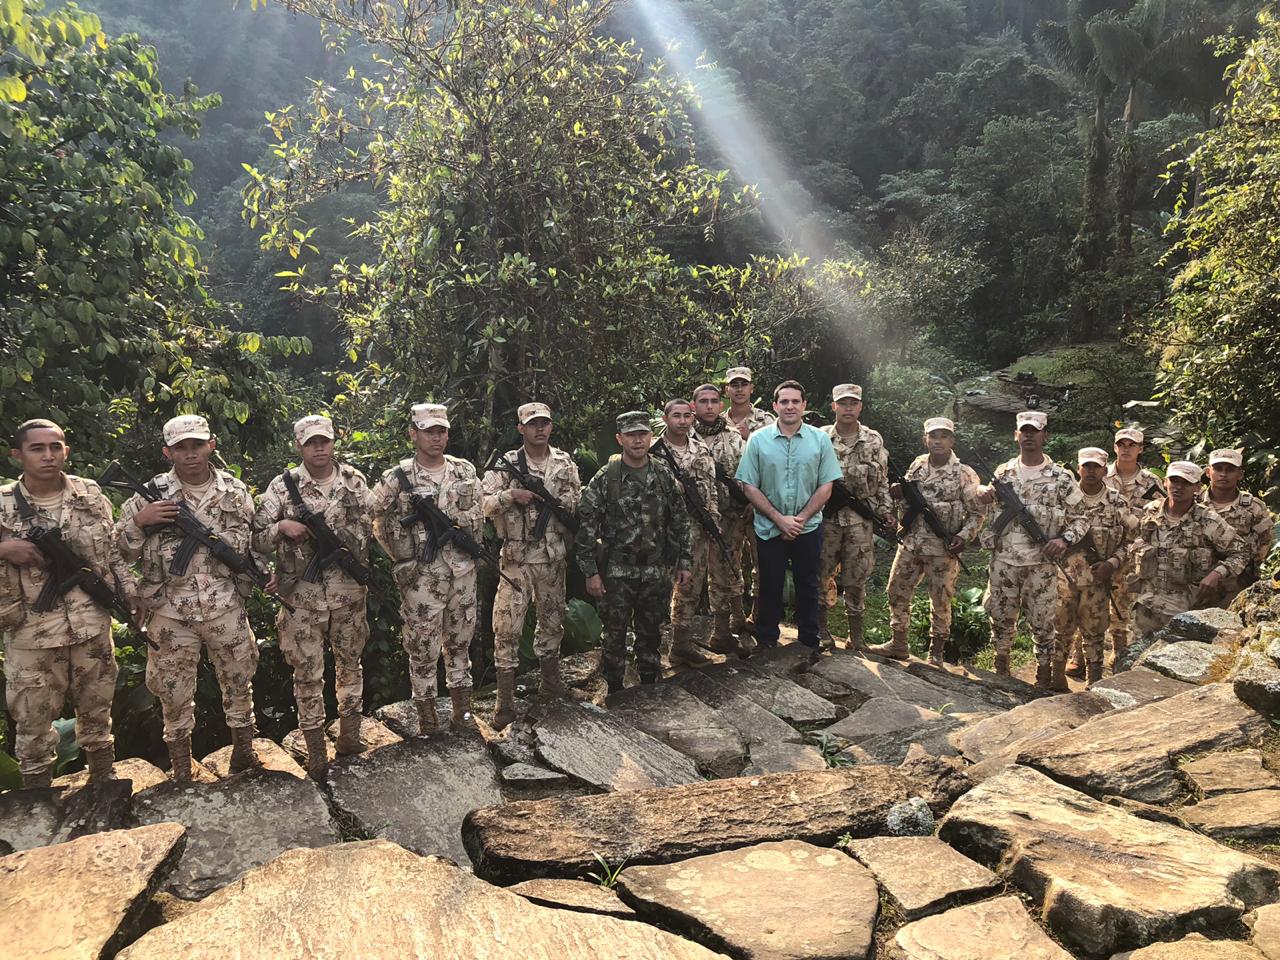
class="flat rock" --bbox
[509,878,638,919]
[1234,650,1280,716]
[53,757,169,796]
[0,823,186,960]
[821,697,947,741]
[836,716,962,765]
[501,762,571,785]
[533,700,702,791]
[200,738,307,779]
[903,660,1038,711]
[1019,683,1268,803]
[605,683,747,777]
[897,753,975,811]
[939,765,1280,956]
[1250,903,1280,960]
[117,840,725,960]
[616,840,878,960]
[1182,790,1280,841]
[327,735,501,866]
[327,715,403,750]
[1182,750,1276,797]
[693,661,841,727]
[0,780,131,854]
[1112,934,1267,959]
[464,765,925,884]
[1124,609,1245,671]
[847,836,1000,920]
[1091,668,1198,709]
[674,670,805,744]
[892,896,1073,960]
[131,769,339,899]
[810,654,994,715]
[950,691,1113,764]
[281,726,337,764]
[742,741,828,774]
[1138,641,1235,685]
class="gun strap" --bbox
[281,468,307,511]
[11,485,37,522]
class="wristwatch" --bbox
[1062,530,1077,545]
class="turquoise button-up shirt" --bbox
[736,422,843,540]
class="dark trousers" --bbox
[755,527,824,648]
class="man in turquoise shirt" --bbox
[736,379,842,659]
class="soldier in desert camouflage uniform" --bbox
[254,415,373,778]
[482,402,581,730]
[1202,448,1275,606]
[1,420,119,788]
[372,403,483,735]
[977,411,1088,690]
[724,367,773,630]
[1130,460,1247,638]
[115,415,264,781]
[873,417,982,665]
[575,411,692,693]
[818,384,896,649]
[1058,448,1137,685]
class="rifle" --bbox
[650,439,732,564]
[99,461,294,612]
[715,462,751,508]
[827,478,902,545]
[393,468,521,591]
[967,451,1077,586]
[888,458,969,573]
[483,449,579,538]
[280,470,372,586]
[10,488,157,649]
[1074,529,1121,618]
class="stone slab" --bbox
[847,835,1000,920]
[0,780,131,854]
[809,654,995,715]
[1090,668,1197,709]
[674,670,805,744]
[1250,903,1280,960]
[53,757,169,796]
[1138,641,1236,685]
[820,697,947,742]
[892,896,1073,960]
[1182,750,1276,798]
[200,738,307,779]
[605,682,747,777]
[903,660,1038,711]
[949,691,1113,764]
[1182,790,1280,842]
[741,741,828,775]
[501,762,571,786]
[693,661,841,727]
[1112,934,1267,959]
[509,878,638,919]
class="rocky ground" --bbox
[7,579,1280,959]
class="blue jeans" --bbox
[755,527,824,648]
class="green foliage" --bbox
[806,732,854,768]
[586,851,628,888]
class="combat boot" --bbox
[302,726,328,781]
[493,669,517,731]
[167,736,194,784]
[1034,661,1052,691]
[669,626,711,667]
[335,713,367,756]
[604,672,625,695]
[229,725,263,773]
[1108,637,1127,675]
[728,596,750,637]
[539,655,568,698]
[415,697,438,737]
[927,635,946,667]
[867,630,910,662]
[1050,658,1070,693]
[706,611,738,654]
[1085,659,1104,686]
[86,746,116,784]
[993,652,1011,676]
[23,767,52,789]
[844,608,866,652]
[1065,636,1085,679]
[637,665,659,685]
[818,623,836,651]
[449,686,474,732]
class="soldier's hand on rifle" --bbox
[947,537,966,556]
[890,483,904,501]
[134,500,180,529]
[279,519,312,542]
[0,539,46,567]
[586,574,606,598]
[1193,570,1224,607]
[880,514,899,532]
[130,594,153,623]
[509,489,538,507]
[1090,560,1116,582]
[976,486,996,505]
[264,572,280,594]
[1043,537,1069,560]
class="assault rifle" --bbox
[967,451,1077,586]
[888,458,969,573]
[827,478,902,545]
[715,462,751,508]
[11,488,156,649]
[483,449,579,538]
[99,462,295,612]
[280,470,372,586]
[650,439,732,563]
[393,468,521,591]
[1073,528,1122,618]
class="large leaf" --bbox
[52,717,81,775]
[0,752,21,792]
[1087,15,1148,86]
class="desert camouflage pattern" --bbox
[1104,464,1165,509]
[1060,487,1137,585]
[818,423,892,624]
[896,453,983,556]
[666,435,719,627]
[1057,578,1111,665]
[1203,491,1275,587]
[728,405,775,436]
[983,558,1061,664]
[276,600,369,730]
[491,559,566,671]
[979,458,1088,565]
[146,608,258,741]
[887,550,959,642]
[482,446,581,564]
[694,416,749,610]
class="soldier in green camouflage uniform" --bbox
[1,420,119,788]
[575,411,692,693]
[1103,427,1165,670]
[1202,448,1275,606]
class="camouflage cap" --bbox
[616,411,653,434]
[1167,461,1203,483]
[411,403,449,430]
[832,383,862,402]
[1077,447,1108,467]
[518,402,552,424]
[1209,448,1244,467]
[1015,410,1048,431]
[1115,427,1144,444]
[163,414,211,447]
[923,416,955,434]
[294,415,334,445]
[726,367,753,384]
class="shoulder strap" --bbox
[281,469,306,509]
[10,485,36,521]
[394,466,413,493]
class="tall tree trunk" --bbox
[1114,82,1139,259]
[1069,89,1112,342]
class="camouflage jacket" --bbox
[253,462,373,608]
[0,475,117,649]
[1062,486,1138,585]
[482,446,581,565]
[1202,491,1275,570]
[1130,499,1246,592]
[659,433,720,540]
[694,416,747,516]
[372,456,484,588]
[575,455,691,580]
[115,467,259,623]
[822,423,892,529]
[897,453,983,557]
[1104,464,1165,510]
[980,458,1089,566]
[728,405,775,437]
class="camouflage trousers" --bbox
[983,559,1060,665]
[1107,578,1136,653]
[819,519,874,618]
[397,559,477,697]
[277,599,369,731]
[4,632,116,778]
[1056,578,1111,665]
[598,572,674,682]
[147,608,258,742]
[887,548,959,640]
[1132,587,1196,640]
[710,511,748,611]
[671,531,710,628]
[492,557,566,672]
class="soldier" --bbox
[1058,448,1136,686]
[115,415,263,780]
[692,383,751,656]
[1202,448,1275,605]
[1130,460,1247,638]
[482,402,581,730]
[575,411,692,693]
[253,415,374,778]
[659,398,718,668]
[1103,427,1164,669]
[371,403,483,735]
[0,420,119,788]
[818,384,895,650]
[872,417,982,664]
[976,411,1087,689]
[724,367,773,628]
